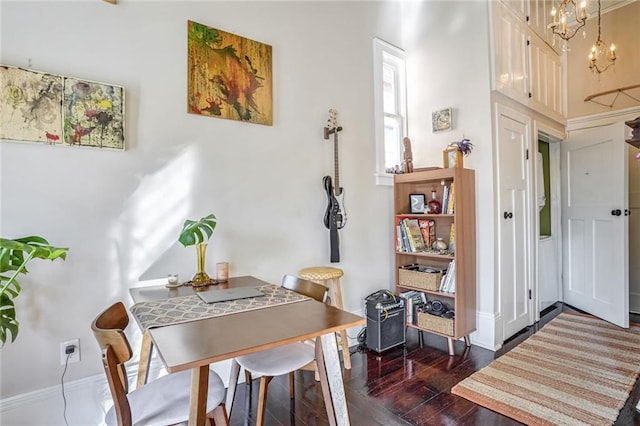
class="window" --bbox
[373,38,407,186]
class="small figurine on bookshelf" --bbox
[402,137,414,173]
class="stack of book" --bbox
[396,217,454,255]
[398,290,427,324]
[441,183,455,214]
[439,259,456,293]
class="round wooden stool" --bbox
[298,266,351,370]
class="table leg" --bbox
[136,331,153,388]
[189,365,209,426]
[226,359,241,418]
[330,279,351,370]
[315,333,350,426]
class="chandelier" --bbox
[588,0,616,75]
[548,0,588,41]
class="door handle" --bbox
[503,211,513,219]
[625,209,632,216]
[611,209,622,216]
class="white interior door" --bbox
[497,106,533,340]
[561,123,629,328]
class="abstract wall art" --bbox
[0,66,64,143]
[187,20,273,126]
[63,78,125,149]
[0,65,125,150]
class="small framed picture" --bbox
[432,108,452,132]
[409,193,426,214]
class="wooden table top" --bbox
[130,276,365,374]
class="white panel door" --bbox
[497,106,533,340]
[561,123,629,327]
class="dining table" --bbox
[129,275,365,426]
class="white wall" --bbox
[401,1,496,347]
[0,0,403,401]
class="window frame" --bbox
[373,38,407,186]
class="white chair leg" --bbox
[225,359,241,417]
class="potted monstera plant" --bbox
[178,213,217,287]
[0,236,68,345]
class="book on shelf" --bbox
[399,290,426,324]
[448,223,456,252]
[439,259,456,293]
[442,185,450,214]
[403,218,425,252]
[447,182,455,214]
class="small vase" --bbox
[433,238,448,251]
[192,243,212,287]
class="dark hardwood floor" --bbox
[227,304,640,426]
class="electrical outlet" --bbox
[60,339,81,365]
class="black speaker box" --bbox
[365,298,406,353]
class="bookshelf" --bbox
[393,168,476,355]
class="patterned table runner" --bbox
[130,284,310,330]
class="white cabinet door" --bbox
[528,0,562,53]
[529,37,565,120]
[496,105,534,340]
[500,0,529,22]
[561,123,629,328]
[493,2,531,103]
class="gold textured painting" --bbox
[187,20,273,126]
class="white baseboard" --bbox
[630,292,640,314]
[0,358,167,425]
[471,311,502,351]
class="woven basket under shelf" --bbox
[416,311,454,336]
[399,266,442,291]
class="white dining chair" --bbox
[91,301,228,426]
[226,275,329,425]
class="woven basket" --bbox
[399,265,442,291]
[417,311,454,336]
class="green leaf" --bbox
[178,214,217,247]
[0,236,68,345]
[0,293,18,345]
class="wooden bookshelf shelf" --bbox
[394,168,476,356]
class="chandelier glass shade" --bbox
[588,0,616,75]
[548,0,588,41]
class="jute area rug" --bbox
[452,312,640,425]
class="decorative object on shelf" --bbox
[588,0,616,76]
[548,0,587,42]
[187,20,273,125]
[402,137,414,173]
[443,147,462,168]
[443,138,473,168]
[432,108,452,132]
[178,213,217,287]
[410,193,426,214]
[322,108,346,263]
[433,238,448,251]
[0,65,125,149]
[0,236,68,345]
[426,189,442,214]
[625,116,640,150]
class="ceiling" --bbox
[590,0,637,15]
